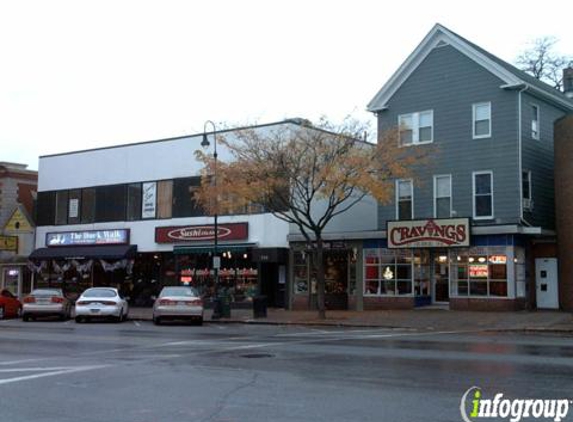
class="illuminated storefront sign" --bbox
[155,223,248,243]
[469,264,489,278]
[387,218,470,248]
[46,229,130,246]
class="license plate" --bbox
[89,308,101,313]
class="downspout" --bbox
[517,84,534,227]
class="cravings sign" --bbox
[155,223,248,243]
[387,218,470,248]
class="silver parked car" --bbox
[75,287,128,323]
[153,286,204,325]
[22,289,72,321]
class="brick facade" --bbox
[450,298,527,311]
[554,115,573,311]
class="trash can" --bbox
[253,295,267,318]
[211,297,222,320]
[220,294,231,318]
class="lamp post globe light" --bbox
[201,120,221,318]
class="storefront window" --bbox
[451,248,508,297]
[363,249,413,296]
[294,252,309,294]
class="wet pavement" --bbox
[0,319,572,422]
[128,306,573,333]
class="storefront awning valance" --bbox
[174,243,257,255]
[29,245,137,261]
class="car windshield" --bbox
[160,287,198,298]
[82,289,117,298]
[32,289,63,296]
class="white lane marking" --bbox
[0,367,89,373]
[275,328,401,337]
[133,321,141,327]
[0,365,109,386]
[0,359,49,366]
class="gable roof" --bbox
[367,24,573,113]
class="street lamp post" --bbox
[201,120,220,318]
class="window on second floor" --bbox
[396,179,413,220]
[434,175,451,218]
[473,171,493,219]
[531,104,540,140]
[472,102,491,139]
[398,110,433,146]
[522,170,532,211]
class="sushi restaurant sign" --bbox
[387,218,470,248]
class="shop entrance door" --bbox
[432,250,450,303]
[535,258,559,309]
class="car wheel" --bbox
[115,308,124,323]
[0,307,4,320]
[75,316,83,323]
[59,313,67,321]
[23,314,30,322]
[153,315,161,325]
[196,317,203,326]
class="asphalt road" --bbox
[0,318,572,422]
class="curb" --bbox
[126,316,573,333]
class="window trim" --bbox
[472,170,494,220]
[472,102,492,139]
[531,104,540,140]
[395,179,414,220]
[433,174,452,218]
[398,110,434,146]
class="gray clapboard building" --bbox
[363,24,573,311]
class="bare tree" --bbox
[516,36,572,90]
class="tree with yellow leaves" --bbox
[195,118,427,319]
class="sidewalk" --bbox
[128,307,573,333]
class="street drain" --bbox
[240,353,274,359]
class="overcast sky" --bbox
[1,0,571,170]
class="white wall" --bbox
[38,123,300,191]
[35,208,289,251]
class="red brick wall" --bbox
[363,296,414,310]
[450,298,527,311]
[291,295,309,310]
[17,183,36,219]
[554,115,573,311]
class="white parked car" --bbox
[75,287,129,323]
[153,286,204,325]
[22,288,72,321]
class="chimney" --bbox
[564,67,573,99]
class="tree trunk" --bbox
[316,236,326,320]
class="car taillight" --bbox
[101,301,116,306]
[189,299,203,306]
[51,297,64,303]
[76,301,89,306]
[23,296,36,303]
[159,299,176,306]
